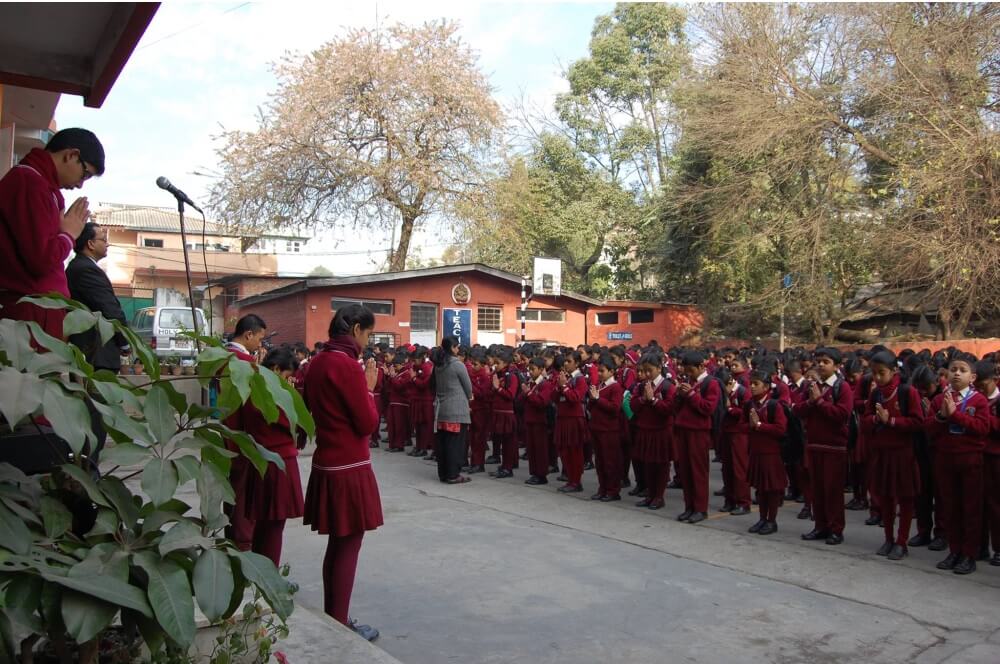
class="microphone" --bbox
[156,176,202,213]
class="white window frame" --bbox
[477,305,502,332]
[595,312,619,326]
[331,297,394,316]
[522,308,566,323]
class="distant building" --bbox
[226,263,704,348]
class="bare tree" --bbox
[209,21,502,271]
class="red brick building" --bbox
[228,264,704,349]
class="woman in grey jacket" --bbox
[434,336,474,483]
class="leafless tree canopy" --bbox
[209,20,502,271]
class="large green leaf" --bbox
[59,464,111,508]
[92,400,153,445]
[39,495,73,539]
[141,458,178,507]
[216,376,243,418]
[133,551,195,648]
[61,590,118,643]
[0,608,14,664]
[158,520,211,555]
[69,547,129,581]
[259,365,306,434]
[144,385,178,445]
[42,383,95,456]
[196,462,233,531]
[231,550,293,619]
[114,321,159,381]
[39,567,152,618]
[87,508,121,537]
[0,318,36,371]
[0,501,32,555]
[18,294,81,311]
[97,476,141,532]
[206,423,284,478]
[283,377,316,437]
[3,574,43,632]
[227,356,254,402]
[26,351,73,375]
[25,321,75,363]
[91,378,142,413]
[192,548,234,623]
[95,313,116,345]
[101,442,153,467]
[249,372,279,424]
[172,455,201,485]
[62,308,98,337]
[0,367,44,428]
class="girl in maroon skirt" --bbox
[745,371,788,535]
[409,347,435,457]
[386,352,412,452]
[553,351,589,492]
[863,350,925,561]
[303,305,383,641]
[232,347,305,566]
[629,352,676,509]
[466,349,492,473]
[489,348,520,478]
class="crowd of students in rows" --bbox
[362,339,1000,577]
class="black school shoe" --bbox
[667,478,682,489]
[485,455,500,464]
[687,512,708,524]
[465,464,486,474]
[928,536,948,551]
[600,494,621,502]
[825,533,844,546]
[801,529,831,541]
[864,514,883,526]
[796,506,812,520]
[990,552,1000,566]
[676,510,693,522]
[887,544,908,561]
[953,557,976,575]
[758,521,778,535]
[583,461,595,471]
[490,468,513,479]
[719,503,735,513]
[557,473,569,482]
[730,506,751,516]
[908,533,932,547]
[748,519,766,534]
[590,493,605,501]
[548,465,560,474]
[936,552,960,570]
[876,540,894,556]
[525,476,548,485]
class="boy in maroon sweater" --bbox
[925,353,991,574]
[974,360,1000,566]
[794,347,853,545]
[522,358,554,485]
[588,355,625,501]
[673,350,721,524]
[0,129,103,339]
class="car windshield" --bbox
[159,310,202,330]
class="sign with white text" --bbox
[443,308,472,346]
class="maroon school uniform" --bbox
[630,377,676,505]
[369,363,385,445]
[744,395,788,523]
[0,148,73,339]
[983,390,1000,556]
[492,365,520,471]
[387,364,413,450]
[721,384,751,510]
[589,379,624,498]
[771,378,792,404]
[524,374,554,479]
[862,375,924,547]
[302,337,383,536]
[468,366,492,467]
[793,376,853,537]
[617,365,638,484]
[554,371,589,487]
[849,374,874,513]
[786,376,812,506]
[411,359,435,451]
[925,387,990,560]
[673,374,721,515]
[222,342,258,551]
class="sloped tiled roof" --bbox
[92,204,309,240]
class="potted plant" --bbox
[0,295,315,663]
[167,354,183,376]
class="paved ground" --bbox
[277,446,1000,664]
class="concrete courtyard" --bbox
[278,447,1000,664]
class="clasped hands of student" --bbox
[749,408,761,429]
[875,403,890,424]
[364,358,378,391]
[588,385,599,400]
[677,382,693,397]
[643,382,655,401]
[940,396,957,418]
[808,382,823,402]
[61,197,90,239]
[492,373,501,390]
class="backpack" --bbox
[893,382,930,456]
[701,376,728,442]
[763,400,805,465]
[827,378,861,451]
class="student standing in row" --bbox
[745,370,788,535]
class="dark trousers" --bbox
[436,426,468,481]
[808,448,847,535]
[592,429,623,497]
[937,451,983,559]
[985,454,1000,553]
[525,423,550,478]
[915,443,946,539]
[874,494,914,547]
[721,432,750,509]
[226,457,254,550]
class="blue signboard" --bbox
[443,308,472,346]
[608,331,633,341]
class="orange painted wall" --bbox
[586,303,705,348]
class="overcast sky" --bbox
[55,1,612,272]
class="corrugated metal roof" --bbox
[91,203,309,240]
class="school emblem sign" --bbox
[452,283,471,305]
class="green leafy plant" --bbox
[0,295,315,663]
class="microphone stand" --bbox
[176,199,204,358]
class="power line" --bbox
[137,2,251,51]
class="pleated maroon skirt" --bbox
[631,427,671,463]
[748,452,787,492]
[554,417,589,450]
[851,427,869,464]
[868,446,919,498]
[492,410,517,434]
[243,454,304,521]
[303,462,384,537]
[410,400,434,425]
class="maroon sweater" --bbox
[469,366,492,412]
[554,372,587,419]
[523,375,554,425]
[492,365,519,414]
[304,337,379,468]
[673,375,721,431]
[792,377,853,450]
[0,148,72,296]
[588,380,623,432]
[986,391,1000,456]
[743,396,787,456]
[861,375,925,450]
[630,378,676,432]
[925,388,990,455]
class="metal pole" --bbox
[520,276,527,343]
[779,298,786,353]
[177,200,202,353]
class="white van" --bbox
[131,306,207,358]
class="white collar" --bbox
[823,374,838,387]
[602,377,616,387]
[989,387,1000,400]
[696,371,708,384]
[794,377,805,388]
[653,375,664,388]
[227,341,248,354]
[534,374,546,385]
[955,386,972,398]
[571,369,582,379]
[87,255,101,267]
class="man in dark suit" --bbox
[66,222,130,371]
